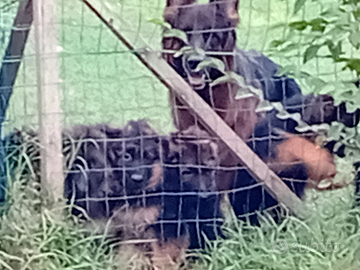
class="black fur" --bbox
[229,111,308,226]
[64,121,162,219]
[63,124,116,219]
[149,137,223,250]
[64,121,224,250]
[145,128,223,250]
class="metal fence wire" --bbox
[0,0,359,259]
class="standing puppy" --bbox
[163,0,259,142]
[162,0,261,193]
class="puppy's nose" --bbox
[187,59,201,71]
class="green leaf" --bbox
[349,31,360,49]
[310,77,327,91]
[211,71,265,101]
[194,57,225,73]
[276,65,296,77]
[148,18,171,29]
[346,102,359,113]
[325,26,347,44]
[318,83,336,96]
[326,40,342,60]
[344,147,355,158]
[333,141,344,152]
[278,42,302,53]
[294,0,307,14]
[272,102,285,114]
[303,45,321,64]
[309,18,328,32]
[163,28,188,44]
[338,89,355,100]
[173,46,194,58]
[234,88,255,100]
[298,123,329,133]
[289,20,308,31]
[193,46,206,58]
[320,5,341,19]
[353,8,360,20]
[269,39,286,48]
[354,135,360,149]
[343,126,357,141]
[269,23,288,30]
[343,58,360,76]
[210,72,236,87]
[338,12,351,25]
[255,100,273,113]
[328,122,345,141]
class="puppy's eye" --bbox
[168,153,179,163]
[123,153,132,161]
[181,169,193,176]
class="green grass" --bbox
[1,0,327,134]
[0,129,359,270]
[2,1,360,269]
[0,178,155,270]
[0,136,154,270]
[198,207,360,270]
[1,156,359,270]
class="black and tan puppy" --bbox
[63,120,224,253]
[75,123,225,269]
[64,120,162,219]
[163,0,260,142]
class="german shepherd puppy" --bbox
[162,0,260,142]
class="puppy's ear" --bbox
[209,0,239,27]
[137,119,158,136]
[229,0,240,26]
[164,0,197,26]
[188,139,220,167]
[161,138,175,164]
[122,120,158,137]
[165,0,197,7]
[104,126,123,139]
[162,136,186,164]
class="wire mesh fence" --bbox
[0,0,359,266]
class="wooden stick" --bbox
[0,0,33,202]
[0,0,33,116]
[82,0,310,219]
[33,0,63,201]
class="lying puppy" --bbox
[64,121,223,269]
[230,111,337,226]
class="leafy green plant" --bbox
[270,0,360,101]
[269,0,360,161]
